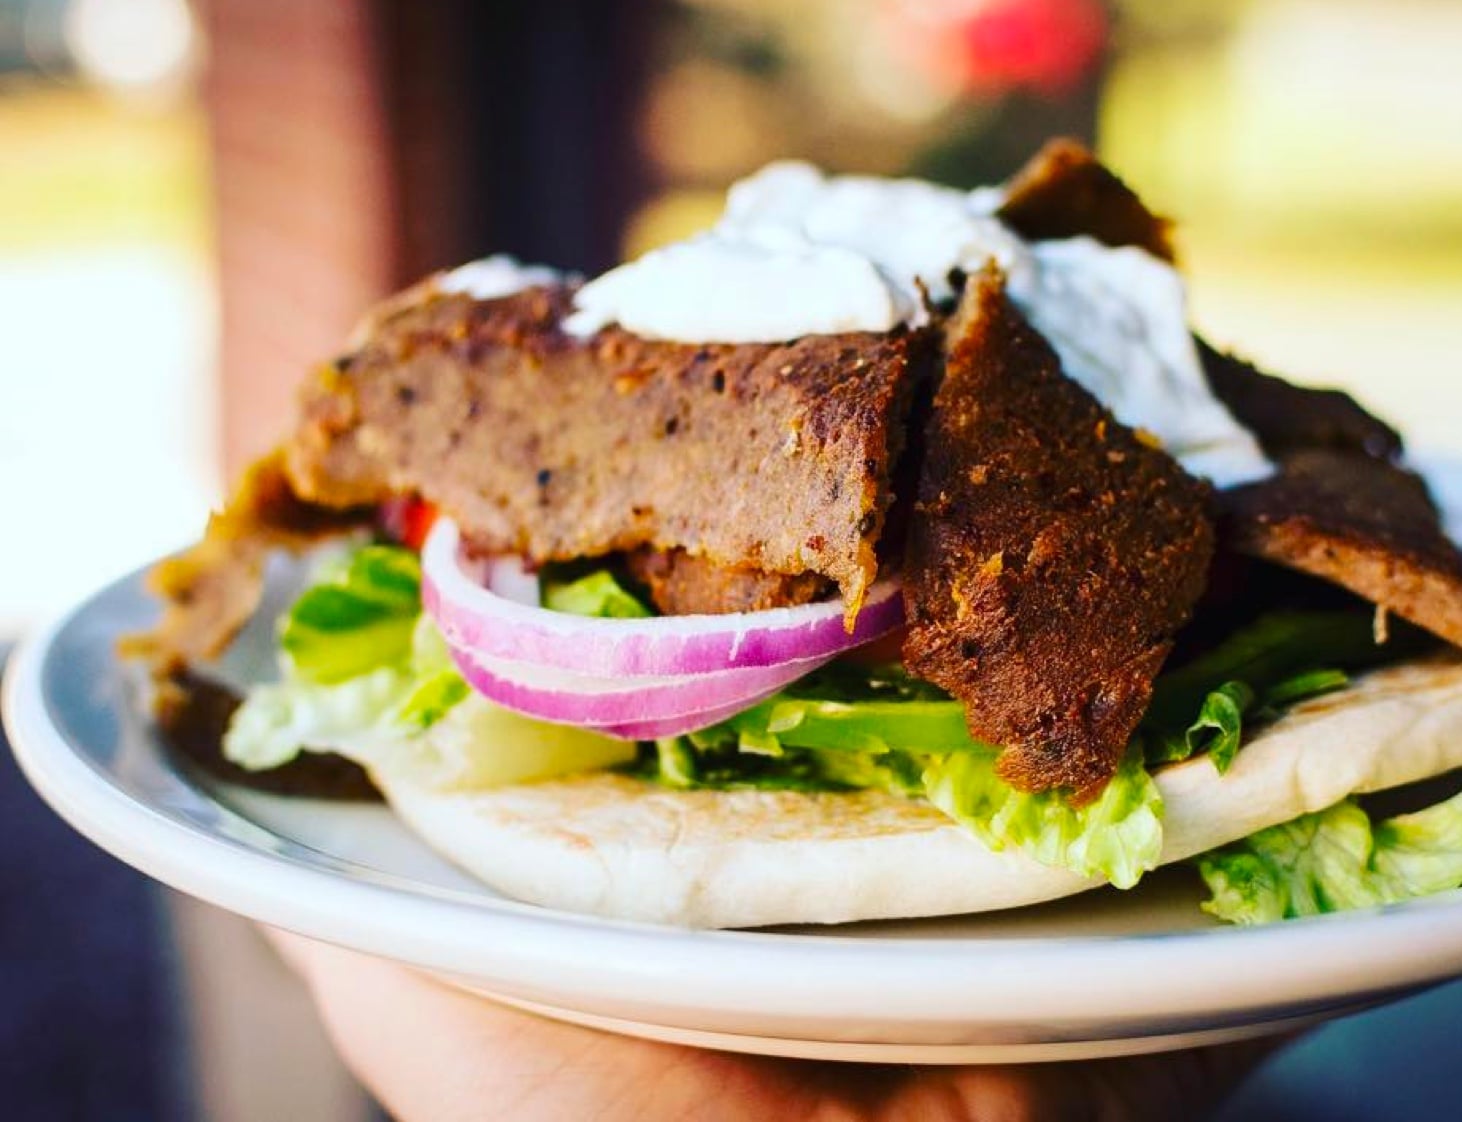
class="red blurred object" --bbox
[884,0,1108,98]
[381,497,440,551]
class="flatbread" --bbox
[375,656,1462,928]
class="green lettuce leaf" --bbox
[698,662,981,757]
[713,694,982,757]
[1140,609,1410,772]
[396,671,470,729]
[1145,611,1390,732]
[229,547,471,769]
[668,667,1165,887]
[1261,668,1351,710]
[224,666,413,771]
[925,748,1164,888]
[653,737,699,789]
[632,737,925,795]
[227,672,635,790]
[542,569,652,618]
[1146,681,1253,773]
[1197,791,1462,924]
[229,545,635,789]
[1143,667,1352,773]
[279,546,423,684]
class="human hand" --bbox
[267,929,1279,1122]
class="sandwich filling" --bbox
[131,140,1462,927]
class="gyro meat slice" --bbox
[903,267,1215,798]
[122,450,371,673]
[1197,339,1402,462]
[285,283,932,617]
[997,137,1176,263]
[625,548,832,616]
[1224,449,1462,647]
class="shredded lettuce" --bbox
[1145,681,1253,773]
[645,613,1413,889]
[661,666,1165,887]
[226,608,467,773]
[230,546,469,771]
[1144,611,1391,733]
[226,666,635,790]
[225,666,415,772]
[227,545,637,788]
[1197,791,1462,924]
[1139,610,1409,772]
[396,671,470,730]
[635,735,925,795]
[695,664,973,757]
[1263,668,1351,709]
[238,551,1450,912]
[542,569,652,618]
[925,748,1163,888]
[279,546,423,684]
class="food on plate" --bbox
[903,267,1213,798]
[128,139,1462,929]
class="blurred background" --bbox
[0,0,1459,1118]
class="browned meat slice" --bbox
[286,284,931,615]
[121,451,369,672]
[997,145,1403,464]
[626,549,832,615]
[1224,450,1462,646]
[1198,338,1402,461]
[903,268,1214,797]
[997,138,1176,263]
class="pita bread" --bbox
[375,656,1462,928]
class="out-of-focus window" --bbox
[0,0,212,632]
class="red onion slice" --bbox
[446,643,815,731]
[421,518,904,677]
[588,701,764,742]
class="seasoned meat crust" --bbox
[286,284,931,614]
[1198,338,1462,649]
[995,145,1462,657]
[903,268,1215,797]
[997,138,1176,263]
[1224,450,1462,647]
[626,549,832,616]
[121,451,369,672]
[1197,338,1402,462]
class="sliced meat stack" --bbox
[286,284,931,617]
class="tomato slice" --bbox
[381,497,440,551]
[401,499,440,552]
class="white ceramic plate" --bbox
[9,514,1462,1063]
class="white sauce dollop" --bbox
[437,254,562,301]
[565,161,1273,487]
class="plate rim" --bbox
[9,564,1462,1033]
